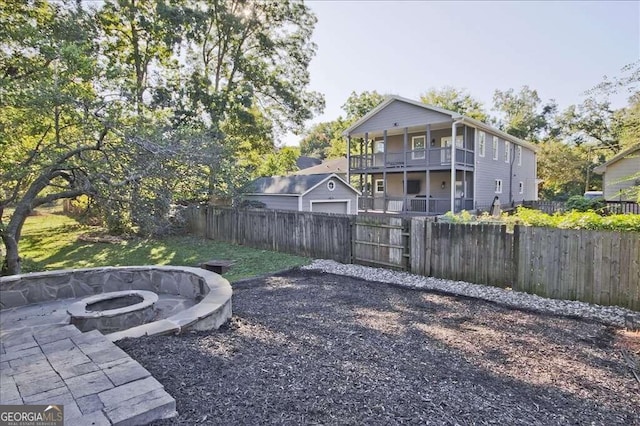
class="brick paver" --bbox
[0,325,176,425]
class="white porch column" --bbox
[450,123,457,213]
[346,135,351,183]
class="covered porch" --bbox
[356,170,475,215]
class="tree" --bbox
[1,0,324,275]
[536,141,589,200]
[299,121,335,159]
[182,0,324,139]
[256,146,300,176]
[420,86,488,121]
[556,98,621,153]
[341,90,385,121]
[492,86,557,142]
[0,1,119,274]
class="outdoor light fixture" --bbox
[441,181,446,189]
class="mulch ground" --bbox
[118,269,640,425]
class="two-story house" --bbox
[343,96,539,214]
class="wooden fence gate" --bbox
[352,215,410,270]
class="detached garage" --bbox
[243,173,360,215]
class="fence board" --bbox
[185,206,640,311]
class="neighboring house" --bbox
[291,157,348,178]
[343,95,539,215]
[243,173,360,215]
[593,144,640,202]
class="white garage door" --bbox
[311,201,348,214]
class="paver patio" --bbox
[0,325,175,425]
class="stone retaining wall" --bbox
[0,266,233,339]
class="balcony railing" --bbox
[350,147,474,170]
[358,196,474,215]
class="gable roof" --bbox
[342,95,538,152]
[296,156,322,170]
[593,144,640,174]
[291,158,348,176]
[246,173,360,196]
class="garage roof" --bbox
[246,173,359,196]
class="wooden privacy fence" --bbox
[410,220,640,311]
[185,206,352,263]
[186,206,640,311]
[352,215,410,270]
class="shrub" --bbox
[443,207,640,232]
[565,195,604,212]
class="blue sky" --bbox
[283,0,640,145]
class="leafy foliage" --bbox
[443,208,640,232]
[0,0,324,274]
[565,195,605,212]
[492,86,557,142]
[421,87,488,121]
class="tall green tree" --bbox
[341,90,385,121]
[421,87,488,121]
[0,1,118,274]
[0,0,324,275]
[536,141,589,200]
[256,146,300,177]
[492,86,557,142]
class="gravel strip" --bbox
[302,259,639,328]
[119,270,640,425]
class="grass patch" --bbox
[12,209,310,282]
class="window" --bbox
[495,179,503,194]
[375,179,384,193]
[327,180,336,191]
[477,131,486,157]
[519,181,524,194]
[516,146,522,166]
[504,141,511,163]
[374,140,385,154]
[440,135,464,163]
[492,136,499,160]
[441,135,464,148]
[411,136,426,160]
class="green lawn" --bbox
[12,209,310,282]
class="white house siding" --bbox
[602,154,640,201]
[350,101,452,136]
[301,178,358,214]
[243,195,299,211]
[474,131,537,209]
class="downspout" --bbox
[450,119,464,213]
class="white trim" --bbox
[478,130,486,157]
[301,173,361,196]
[473,129,478,209]
[495,179,503,194]
[374,179,384,194]
[298,196,303,211]
[309,199,351,214]
[518,181,524,194]
[327,180,336,191]
[411,135,426,159]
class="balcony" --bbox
[350,147,474,172]
[358,196,475,215]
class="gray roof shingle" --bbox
[247,174,333,195]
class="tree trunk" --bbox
[1,233,20,276]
